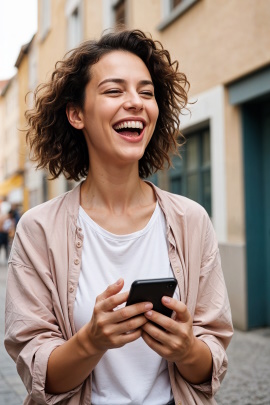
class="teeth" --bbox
[114,121,144,130]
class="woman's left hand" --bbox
[141,296,195,364]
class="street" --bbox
[0,258,270,405]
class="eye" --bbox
[140,90,155,98]
[104,89,123,95]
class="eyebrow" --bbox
[98,78,154,88]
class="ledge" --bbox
[157,0,199,31]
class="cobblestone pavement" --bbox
[1,258,270,404]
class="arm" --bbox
[142,298,213,385]
[46,279,153,394]
[5,217,153,401]
[142,215,233,394]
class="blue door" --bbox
[242,99,270,328]
[262,102,270,325]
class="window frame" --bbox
[157,0,199,31]
[169,126,212,216]
[113,0,126,26]
[40,0,51,41]
[66,0,83,50]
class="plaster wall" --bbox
[37,0,67,83]
[180,85,227,242]
[156,0,270,96]
[219,242,247,330]
[224,88,245,243]
[17,52,29,172]
[3,77,19,178]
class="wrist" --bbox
[76,324,105,360]
[175,337,213,384]
[176,336,203,368]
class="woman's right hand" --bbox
[85,278,153,354]
[46,278,152,394]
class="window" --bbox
[158,0,199,31]
[68,7,82,48]
[169,128,212,216]
[113,0,126,26]
[171,0,183,9]
[66,0,83,49]
[40,0,51,40]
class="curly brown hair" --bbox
[26,29,189,180]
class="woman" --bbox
[5,29,233,405]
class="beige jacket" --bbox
[5,182,233,405]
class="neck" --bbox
[80,163,153,214]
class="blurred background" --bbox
[0,0,270,332]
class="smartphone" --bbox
[126,278,177,318]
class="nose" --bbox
[123,91,144,111]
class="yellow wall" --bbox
[17,53,29,171]
[157,0,270,96]
[84,0,103,39]
[129,0,161,35]
[37,0,67,83]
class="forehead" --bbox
[90,50,152,84]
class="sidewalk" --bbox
[1,258,270,404]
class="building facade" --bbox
[0,0,269,329]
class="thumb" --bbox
[96,278,124,303]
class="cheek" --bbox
[151,103,159,126]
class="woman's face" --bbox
[74,50,159,171]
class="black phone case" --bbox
[126,278,177,318]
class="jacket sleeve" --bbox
[191,215,234,397]
[4,217,83,404]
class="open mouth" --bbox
[113,120,144,137]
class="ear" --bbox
[66,103,84,130]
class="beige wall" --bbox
[224,89,245,243]
[38,0,67,83]
[129,0,161,34]
[219,242,247,330]
[37,0,67,200]
[17,52,29,172]
[84,0,103,39]
[156,0,270,96]
[3,77,20,178]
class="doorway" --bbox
[242,99,270,328]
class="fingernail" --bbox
[145,303,152,310]
[145,310,152,317]
[116,278,122,285]
[163,297,170,304]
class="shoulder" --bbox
[18,192,69,233]
[18,184,81,235]
[150,183,208,220]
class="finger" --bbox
[141,329,165,356]
[117,328,143,346]
[114,314,149,335]
[112,301,153,323]
[162,297,190,323]
[100,291,129,312]
[143,311,175,337]
[96,279,124,304]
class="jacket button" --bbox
[74,258,80,265]
[76,241,82,248]
[69,286,74,293]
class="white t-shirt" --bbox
[74,203,178,405]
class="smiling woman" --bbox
[4,29,233,405]
[25,29,188,180]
